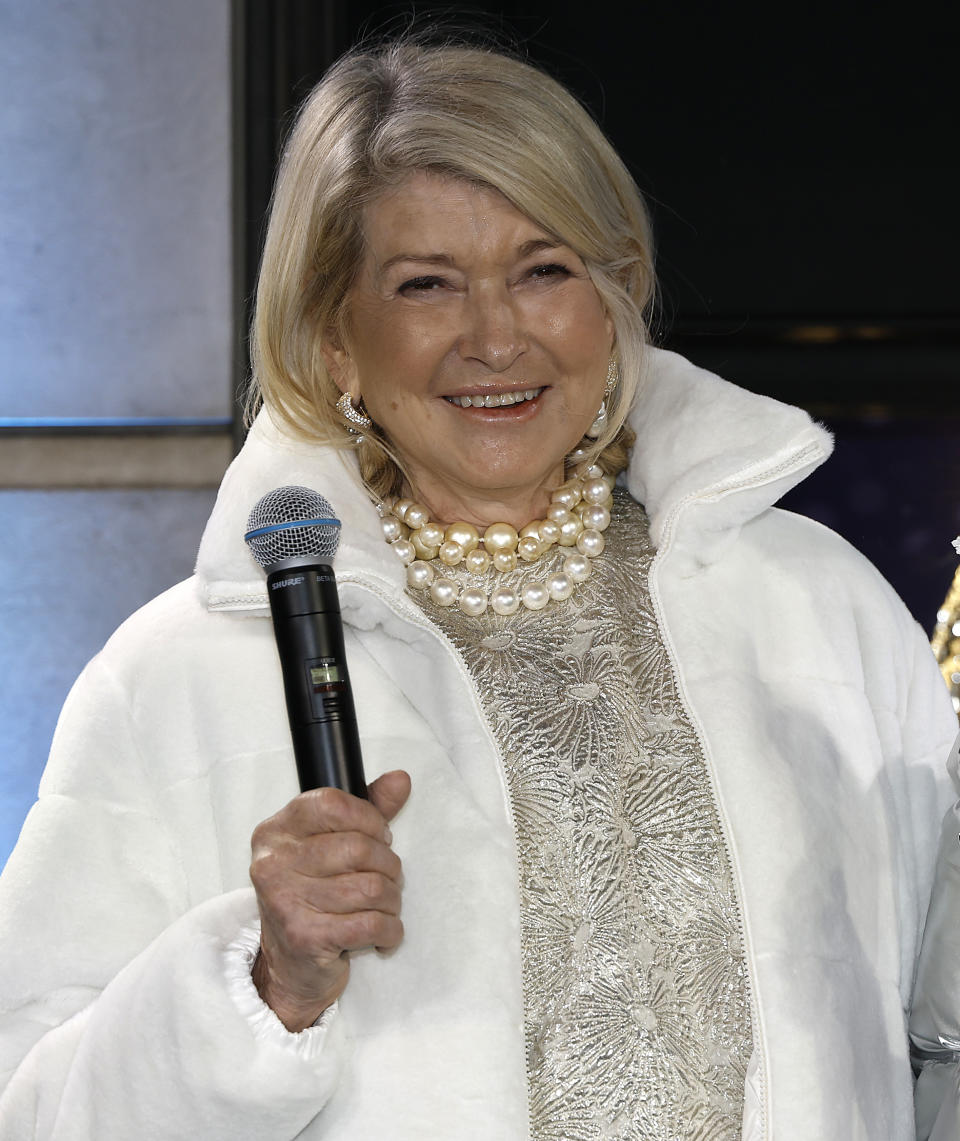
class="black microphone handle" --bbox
[266,562,368,799]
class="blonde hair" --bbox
[248,38,656,496]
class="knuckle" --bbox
[341,832,373,868]
[355,871,385,906]
[250,816,280,854]
[354,911,382,945]
[307,786,347,821]
[249,848,278,890]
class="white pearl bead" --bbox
[563,553,592,583]
[464,548,491,573]
[429,577,460,607]
[493,549,518,572]
[517,535,543,562]
[579,504,611,532]
[584,464,603,480]
[558,514,584,546]
[546,572,574,600]
[546,503,571,523]
[411,532,440,560]
[394,498,414,521]
[458,587,488,616]
[550,485,581,510]
[567,446,590,464]
[577,528,605,557]
[539,519,561,545]
[391,538,416,565]
[520,582,550,611]
[406,560,435,589]
[404,503,430,530]
[445,522,480,553]
[419,522,445,548]
[583,477,613,505]
[491,586,520,615]
[439,540,465,566]
[380,515,405,543]
[483,522,519,552]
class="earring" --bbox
[604,357,620,396]
[337,391,372,432]
[585,358,620,438]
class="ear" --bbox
[319,330,359,398]
[603,311,616,355]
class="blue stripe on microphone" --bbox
[244,517,340,541]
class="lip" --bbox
[444,383,541,397]
[442,385,546,413]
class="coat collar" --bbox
[195,347,833,611]
[626,348,833,574]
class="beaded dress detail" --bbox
[410,489,752,1140]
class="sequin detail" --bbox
[412,490,752,1139]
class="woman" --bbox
[0,38,956,1141]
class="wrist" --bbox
[252,948,336,1033]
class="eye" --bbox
[398,274,447,294]
[528,262,572,280]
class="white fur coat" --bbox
[0,349,955,1140]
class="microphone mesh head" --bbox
[244,486,341,569]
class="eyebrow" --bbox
[377,238,563,274]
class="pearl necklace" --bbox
[379,463,614,615]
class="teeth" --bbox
[447,388,542,409]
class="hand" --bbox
[249,770,411,1031]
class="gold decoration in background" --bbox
[931,564,960,717]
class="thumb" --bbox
[368,769,412,823]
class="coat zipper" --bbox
[341,576,535,1141]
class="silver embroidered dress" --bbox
[410,490,752,1140]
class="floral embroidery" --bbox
[416,490,751,1139]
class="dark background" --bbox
[233,0,960,626]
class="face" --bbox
[323,172,613,525]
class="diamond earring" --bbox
[336,391,372,432]
[604,357,620,396]
[586,358,620,438]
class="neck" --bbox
[403,464,567,529]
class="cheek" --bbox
[367,381,442,449]
[539,292,611,359]
[359,316,450,388]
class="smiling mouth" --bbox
[444,387,544,409]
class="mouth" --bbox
[444,386,544,409]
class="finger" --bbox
[320,910,405,955]
[298,871,403,917]
[284,785,393,842]
[290,830,403,881]
[266,907,404,961]
[368,770,412,823]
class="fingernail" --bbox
[383,825,393,846]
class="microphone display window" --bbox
[306,656,347,721]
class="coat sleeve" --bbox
[910,730,960,1141]
[0,654,346,1139]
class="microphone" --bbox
[244,486,368,799]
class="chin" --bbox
[459,457,560,494]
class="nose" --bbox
[458,286,526,372]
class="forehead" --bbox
[360,172,549,258]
